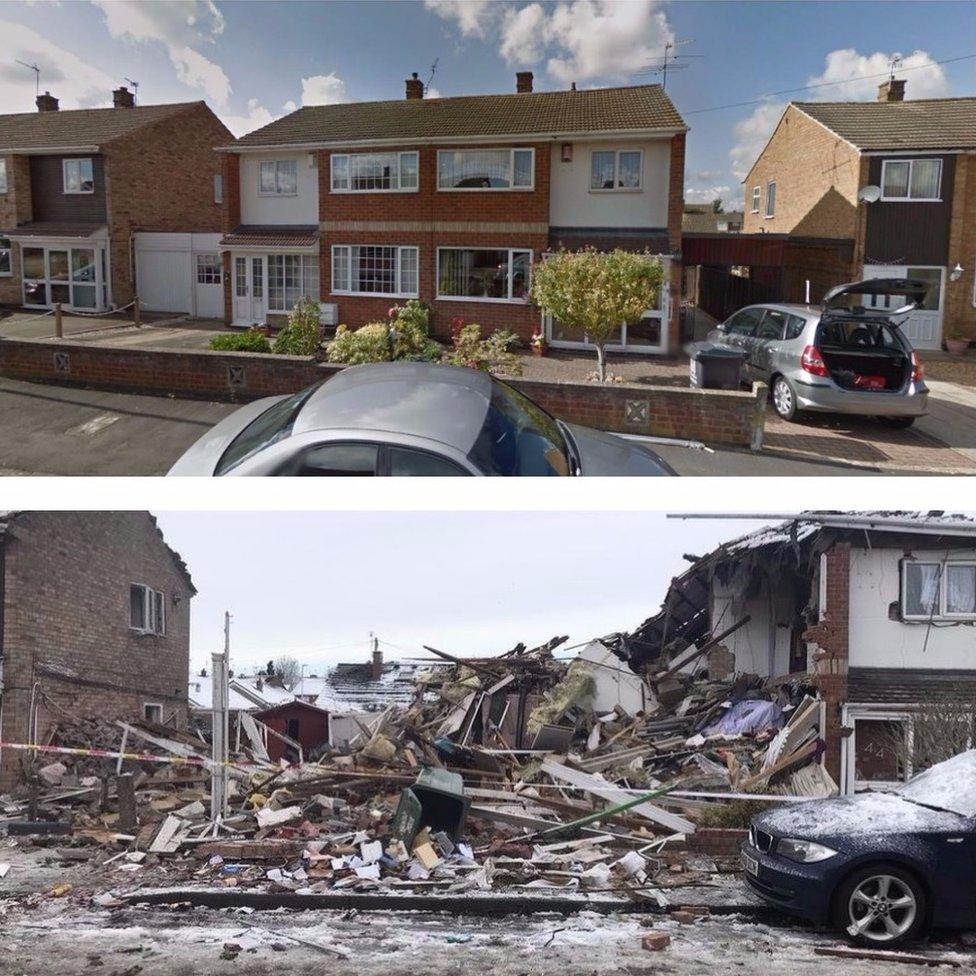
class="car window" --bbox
[818,320,903,351]
[784,314,806,341]
[468,381,571,476]
[215,384,321,475]
[756,310,788,341]
[387,446,469,477]
[290,443,379,476]
[725,308,764,336]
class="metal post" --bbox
[54,303,62,338]
[133,296,141,328]
[210,612,231,822]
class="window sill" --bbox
[436,187,535,193]
[880,197,942,204]
[64,190,95,196]
[436,296,529,305]
[589,188,643,194]
[332,291,419,299]
[331,188,419,195]
[257,191,299,198]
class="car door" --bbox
[750,309,790,382]
[719,307,765,378]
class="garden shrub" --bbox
[208,328,271,353]
[695,800,774,829]
[272,296,323,356]
[326,322,394,364]
[444,322,522,376]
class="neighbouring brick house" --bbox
[741,80,976,350]
[218,73,688,354]
[610,513,976,795]
[0,88,231,318]
[0,512,195,790]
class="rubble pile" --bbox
[1,632,836,905]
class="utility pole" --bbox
[210,612,231,824]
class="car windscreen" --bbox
[894,749,976,818]
[817,320,904,352]
[215,384,321,475]
[468,381,571,476]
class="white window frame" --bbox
[331,244,419,298]
[436,247,532,304]
[764,180,776,218]
[330,151,419,193]
[0,158,7,194]
[258,159,299,196]
[143,702,164,724]
[195,253,222,285]
[751,185,761,213]
[842,705,915,795]
[901,559,976,621]
[880,157,943,202]
[436,148,535,192]
[0,236,10,278]
[63,157,94,195]
[129,583,166,637]
[265,253,319,314]
[589,149,644,193]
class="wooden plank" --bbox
[541,760,695,834]
[813,946,962,968]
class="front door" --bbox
[860,265,944,350]
[232,254,265,325]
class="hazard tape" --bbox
[0,740,266,769]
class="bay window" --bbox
[22,244,104,310]
[590,150,642,191]
[332,245,419,297]
[267,254,319,312]
[63,158,94,194]
[259,159,298,195]
[902,560,976,620]
[881,158,942,201]
[331,152,419,192]
[437,148,534,190]
[437,248,532,302]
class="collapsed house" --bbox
[0,512,195,791]
[610,511,976,794]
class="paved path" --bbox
[916,379,976,465]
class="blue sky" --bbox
[2,1,973,209]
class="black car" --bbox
[742,750,976,947]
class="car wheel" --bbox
[832,864,927,948]
[878,416,916,429]
[771,376,798,421]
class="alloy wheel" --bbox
[846,874,918,942]
[773,378,793,418]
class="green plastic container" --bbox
[390,768,470,846]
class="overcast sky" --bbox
[2,1,972,210]
[154,511,779,675]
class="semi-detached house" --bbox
[219,73,687,354]
[0,88,231,319]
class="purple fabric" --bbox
[704,699,784,736]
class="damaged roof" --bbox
[323,661,452,712]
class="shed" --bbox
[252,699,331,764]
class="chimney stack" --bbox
[877,78,906,102]
[405,72,424,100]
[516,71,534,93]
[36,91,59,112]
[113,86,135,108]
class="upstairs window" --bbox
[0,237,10,277]
[63,158,94,194]
[0,159,7,193]
[751,185,761,213]
[902,560,976,620]
[590,150,642,191]
[331,151,419,192]
[130,583,166,636]
[437,148,534,190]
[259,159,298,195]
[881,158,942,201]
[765,180,776,217]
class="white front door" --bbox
[232,254,266,325]
[861,265,944,350]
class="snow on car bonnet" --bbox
[895,749,976,818]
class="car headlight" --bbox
[777,838,838,863]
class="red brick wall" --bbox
[0,155,32,306]
[666,133,686,349]
[803,541,851,785]
[0,512,193,789]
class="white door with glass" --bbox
[21,244,106,311]
[860,265,944,350]
[233,254,265,325]
[545,256,669,354]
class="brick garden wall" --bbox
[0,512,193,790]
[0,337,767,446]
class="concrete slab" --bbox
[916,380,976,464]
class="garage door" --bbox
[135,235,192,313]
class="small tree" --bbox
[530,248,663,382]
[885,695,976,776]
[272,655,302,690]
[711,198,725,214]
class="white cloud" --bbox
[425,85,443,100]
[499,3,548,65]
[424,0,497,38]
[0,19,115,112]
[91,0,231,105]
[728,48,951,183]
[300,72,348,106]
[685,185,734,206]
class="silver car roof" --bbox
[293,363,494,454]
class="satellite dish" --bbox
[858,185,882,203]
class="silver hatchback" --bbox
[710,278,929,427]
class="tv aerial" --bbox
[16,60,41,96]
[124,77,140,103]
[636,39,703,91]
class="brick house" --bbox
[0,88,231,318]
[741,80,976,350]
[0,511,195,790]
[611,513,976,794]
[218,73,687,354]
